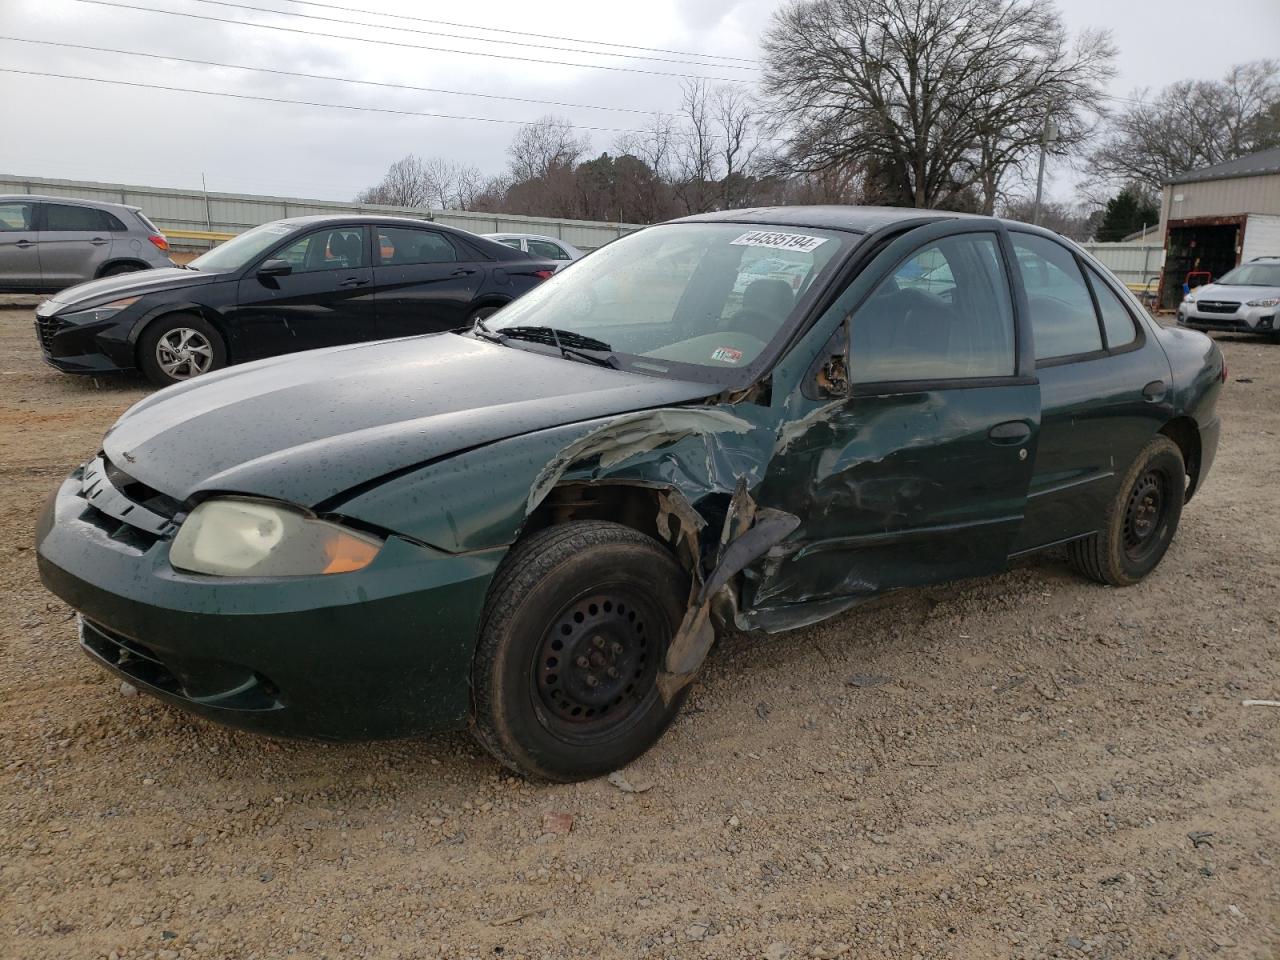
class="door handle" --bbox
[89,237,109,245]
[451,268,477,277]
[988,420,1031,444]
[1142,380,1167,402]
[15,240,34,248]
[338,277,370,287]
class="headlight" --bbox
[170,498,383,577]
[62,297,141,324]
[1182,294,1196,304]
[1246,298,1279,307]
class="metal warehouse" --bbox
[1157,146,1280,309]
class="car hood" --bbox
[1191,282,1280,302]
[102,333,719,507]
[42,267,219,313]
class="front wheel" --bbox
[471,521,690,781]
[137,313,226,387]
[1068,435,1185,586]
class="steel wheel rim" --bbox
[1122,469,1167,561]
[156,328,214,379]
[530,586,665,743]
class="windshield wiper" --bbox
[499,325,619,368]
[471,315,507,344]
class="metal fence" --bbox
[1077,241,1165,287]
[0,174,646,252]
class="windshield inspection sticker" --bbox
[710,346,744,364]
[731,230,828,253]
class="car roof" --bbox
[0,194,139,213]
[669,205,980,234]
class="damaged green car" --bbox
[37,208,1224,780]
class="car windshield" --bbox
[187,221,299,272]
[1215,262,1280,286]
[483,222,848,378]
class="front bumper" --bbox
[34,303,138,374]
[1177,304,1277,335]
[36,471,504,740]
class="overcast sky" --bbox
[2,0,1278,206]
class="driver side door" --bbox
[751,223,1041,608]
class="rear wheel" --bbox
[471,520,689,781]
[468,305,502,324]
[137,313,226,387]
[1068,435,1185,586]
[100,262,144,278]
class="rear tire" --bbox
[471,520,689,781]
[468,305,502,324]
[1068,435,1184,586]
[100,262,144,278]
[137,313,226,387]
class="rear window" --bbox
[135,211,162,234]
[43,203,122,232]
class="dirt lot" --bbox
[1,303,1277,960]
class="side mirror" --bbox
[257,258,293,278]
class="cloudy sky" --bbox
[1,0,1277,205]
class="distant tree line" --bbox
[356,0,1279,241]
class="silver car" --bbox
[0,195,174,291]
[482,233,583,263]
[1177,257,1280,341]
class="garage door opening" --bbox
[1159,218,1242,310]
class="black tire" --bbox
[1068,435,1185,586]
[137,313,227,387]
[468,305,502,324]
[471,520,690,781]
[100,262,144,278]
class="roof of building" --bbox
[1168,146,1280,185]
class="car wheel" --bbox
[100,262,143,278]
[468,305,502,324]
[1068,435,1184,586]
[471,520,690,781]
[137,314,226,387]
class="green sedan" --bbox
[37,208,1224,781]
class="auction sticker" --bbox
[730,230,828,253]
[710,346,744,363]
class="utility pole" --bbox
[1031,117,1058,226]
[201,172,213,233]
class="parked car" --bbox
[36,207,1224,781]
[0,194,172,290]
[33,215,557,385]
[483,232,583,263]
[1177,256,1280,341]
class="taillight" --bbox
[148,234,169,251]
[534,269,555,281]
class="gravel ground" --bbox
[1,306,1277,960]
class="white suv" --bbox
[1178,257,1280,341]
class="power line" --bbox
[0,68,650,134]
[70,0,754,83]
[272,0,758,65]
[0,35,672,117]
[182,0,756,72]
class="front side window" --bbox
[495,238,523,250]
[377,228,459,265]
[43,203,118,232]
[528,238,570,260]
[0,201,32,232]
[276,227,366,273]
[1086,266,1138,349]
[1012,233,1102,361]
[850,232,1016,383]
[486,222,849,377]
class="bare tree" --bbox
[1090,60,1280,193]
[761,0,1115,210]
[508,115,590,182]
[671,80,719,214]
[356,155,433,207]
[714,85,762,208]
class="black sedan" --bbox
[33,215,558,385]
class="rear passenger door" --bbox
[372,226,487,338]
[1008,232,1173,553]
[0,200,39,287]
[755,223,1040,607]
[36,203,120,286]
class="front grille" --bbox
[1197,301,1240,315]
[34,315,57,351]
[78,455,179,549]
